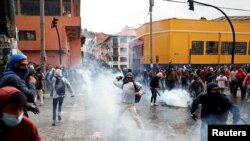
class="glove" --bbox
[116,76,123,81]
[30,105,40,114]
[191,113,197,121]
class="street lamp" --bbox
[149,0,154,69]
[51,17,62,65]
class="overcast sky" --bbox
[81,0,250,34]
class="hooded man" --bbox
[50,68,74,126]
[0,86,41,141]
[190,82,240,141]
[0,54,39,116]
[0,54,36,102]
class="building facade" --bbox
[102,27,136,70]
[129,17,250,70]
[14,0,81,68]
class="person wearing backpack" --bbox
[50,68,74,126]
[113,72,145,129]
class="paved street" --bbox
[29,86,250,141]
[28,69,250,141]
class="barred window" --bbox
[221,42,232,55]
[18,31,36,41]
[235,42,247,55]
[206,41,218,55]
[191,41,203,55]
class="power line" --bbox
[163,0,250,12]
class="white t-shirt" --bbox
[216,75,228,88]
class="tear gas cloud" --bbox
[74,60,199,141]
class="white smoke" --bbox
[162,89,193,108]
[71,58,202,141]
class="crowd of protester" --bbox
[134,64,250,103]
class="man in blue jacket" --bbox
[0,54,39,116]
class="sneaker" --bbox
[150,103,154,106]
[153,103,159,106]
[58,115,62,121]
[52,121,56,126]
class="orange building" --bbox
[15,0,81,68]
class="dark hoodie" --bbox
[191,83,240,124]
[0,54,36,103]
[0,86,41,141]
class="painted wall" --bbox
[135,18,250,65]
[15,0,81,68]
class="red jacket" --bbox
[243,73,250,87]
[0,86,42,141]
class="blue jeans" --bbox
[52,97,65,120]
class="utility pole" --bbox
[149,0,154,69]
[40,0,46,74]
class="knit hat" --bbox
[126,72,133,78]
[206,82,218,92]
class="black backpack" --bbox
[55,77,66,96]
[133,81,141,103]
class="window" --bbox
[113,48,118,56]
[113,38,118,46]
[14,0,18,15]
[191,41,203,55]
[221,42,232,55]
[63,0,71,14]
[249,43,250,55]
[18,31,36,41]
[235,42,247,55]
[120,57,127,62]
[45,0,61,16]
[113,57,118,61]
[120,37,127,43]
[120,48,127,53]
[20,0,40,15]
[206,41,218,55]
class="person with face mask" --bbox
[190,82,240,141]
[0,86,41,141]
[0,54,39,117]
